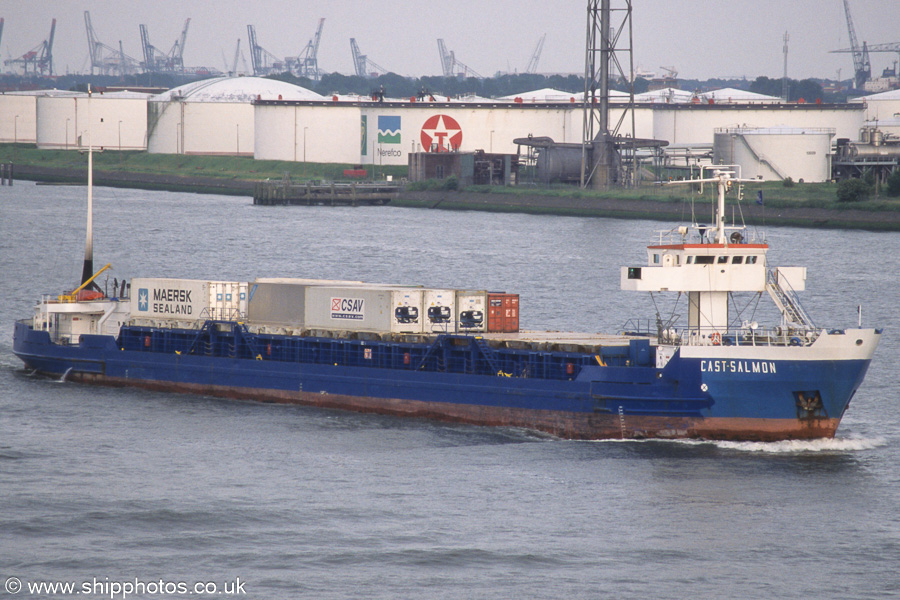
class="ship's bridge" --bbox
[620,224,808,340]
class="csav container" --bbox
[304,286,424,334]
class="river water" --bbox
[1,181,898,599]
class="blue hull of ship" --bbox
[12,321,873,441]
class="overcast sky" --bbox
[3,0,898,82]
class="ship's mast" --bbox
[714,172,727,244]
[80,85,95,287]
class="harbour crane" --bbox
[834,0,871,89]
[350,38,387,78]
[832,41,900,83]
[525,34,546,74]
[4,18,55,75]
[287,18,325,80]
[84,11,141,76]
[222,39,248,76]
[139,18,190,74]
[247,24,283,75]
[436,39,481,78]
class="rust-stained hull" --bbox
[72,371,840,442]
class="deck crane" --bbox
[84,11,141,76]
[4,18,55,75]
[837,0,871,89]
[350,38,387,78]
[524,34,546,74]
[436,39,481,78]
[247,25,283,75]
[289,18,325,80]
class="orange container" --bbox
[487,293,519,333]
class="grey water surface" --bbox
[1,181,898,599]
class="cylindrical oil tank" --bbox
[713,126,834,182]
[0,92,39,143]
[847,143,900,158]
[535,146,584,182]
[37,92,149,151]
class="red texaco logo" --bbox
[420,114,463,152]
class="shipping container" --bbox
[247,281,307,326]
[487,293,519,332]
[387,288,425,334]
[131,278,210,320]
[304,286,393,333]
[455,290,487,333]
[208,281,249,320]
[423,289,456,332]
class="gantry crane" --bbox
[140,18,190,74]
[350,38,387,78]
[247,24,283,75]
[84,11,141,76]
[287,18,325,80]
[833,0,871,89]
[525,34,546,74]
[223,39,248,76]
[5,18,55,75]
[437,39,481,78]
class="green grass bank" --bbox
[3,144,899,230]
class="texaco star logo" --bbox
[420,114,463,152]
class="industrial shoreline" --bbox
[12,164,900,231]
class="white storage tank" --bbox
[0,91,41,144]
[36,90,149,151]
[148,76,323,156]
[713,126,835,182]
[254,101,606,167]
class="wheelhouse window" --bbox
[746,256,758,264]
[732,256,744,264]
[695,256,715,264]
[717,256,728,264]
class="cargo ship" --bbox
[11,143,881,440]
